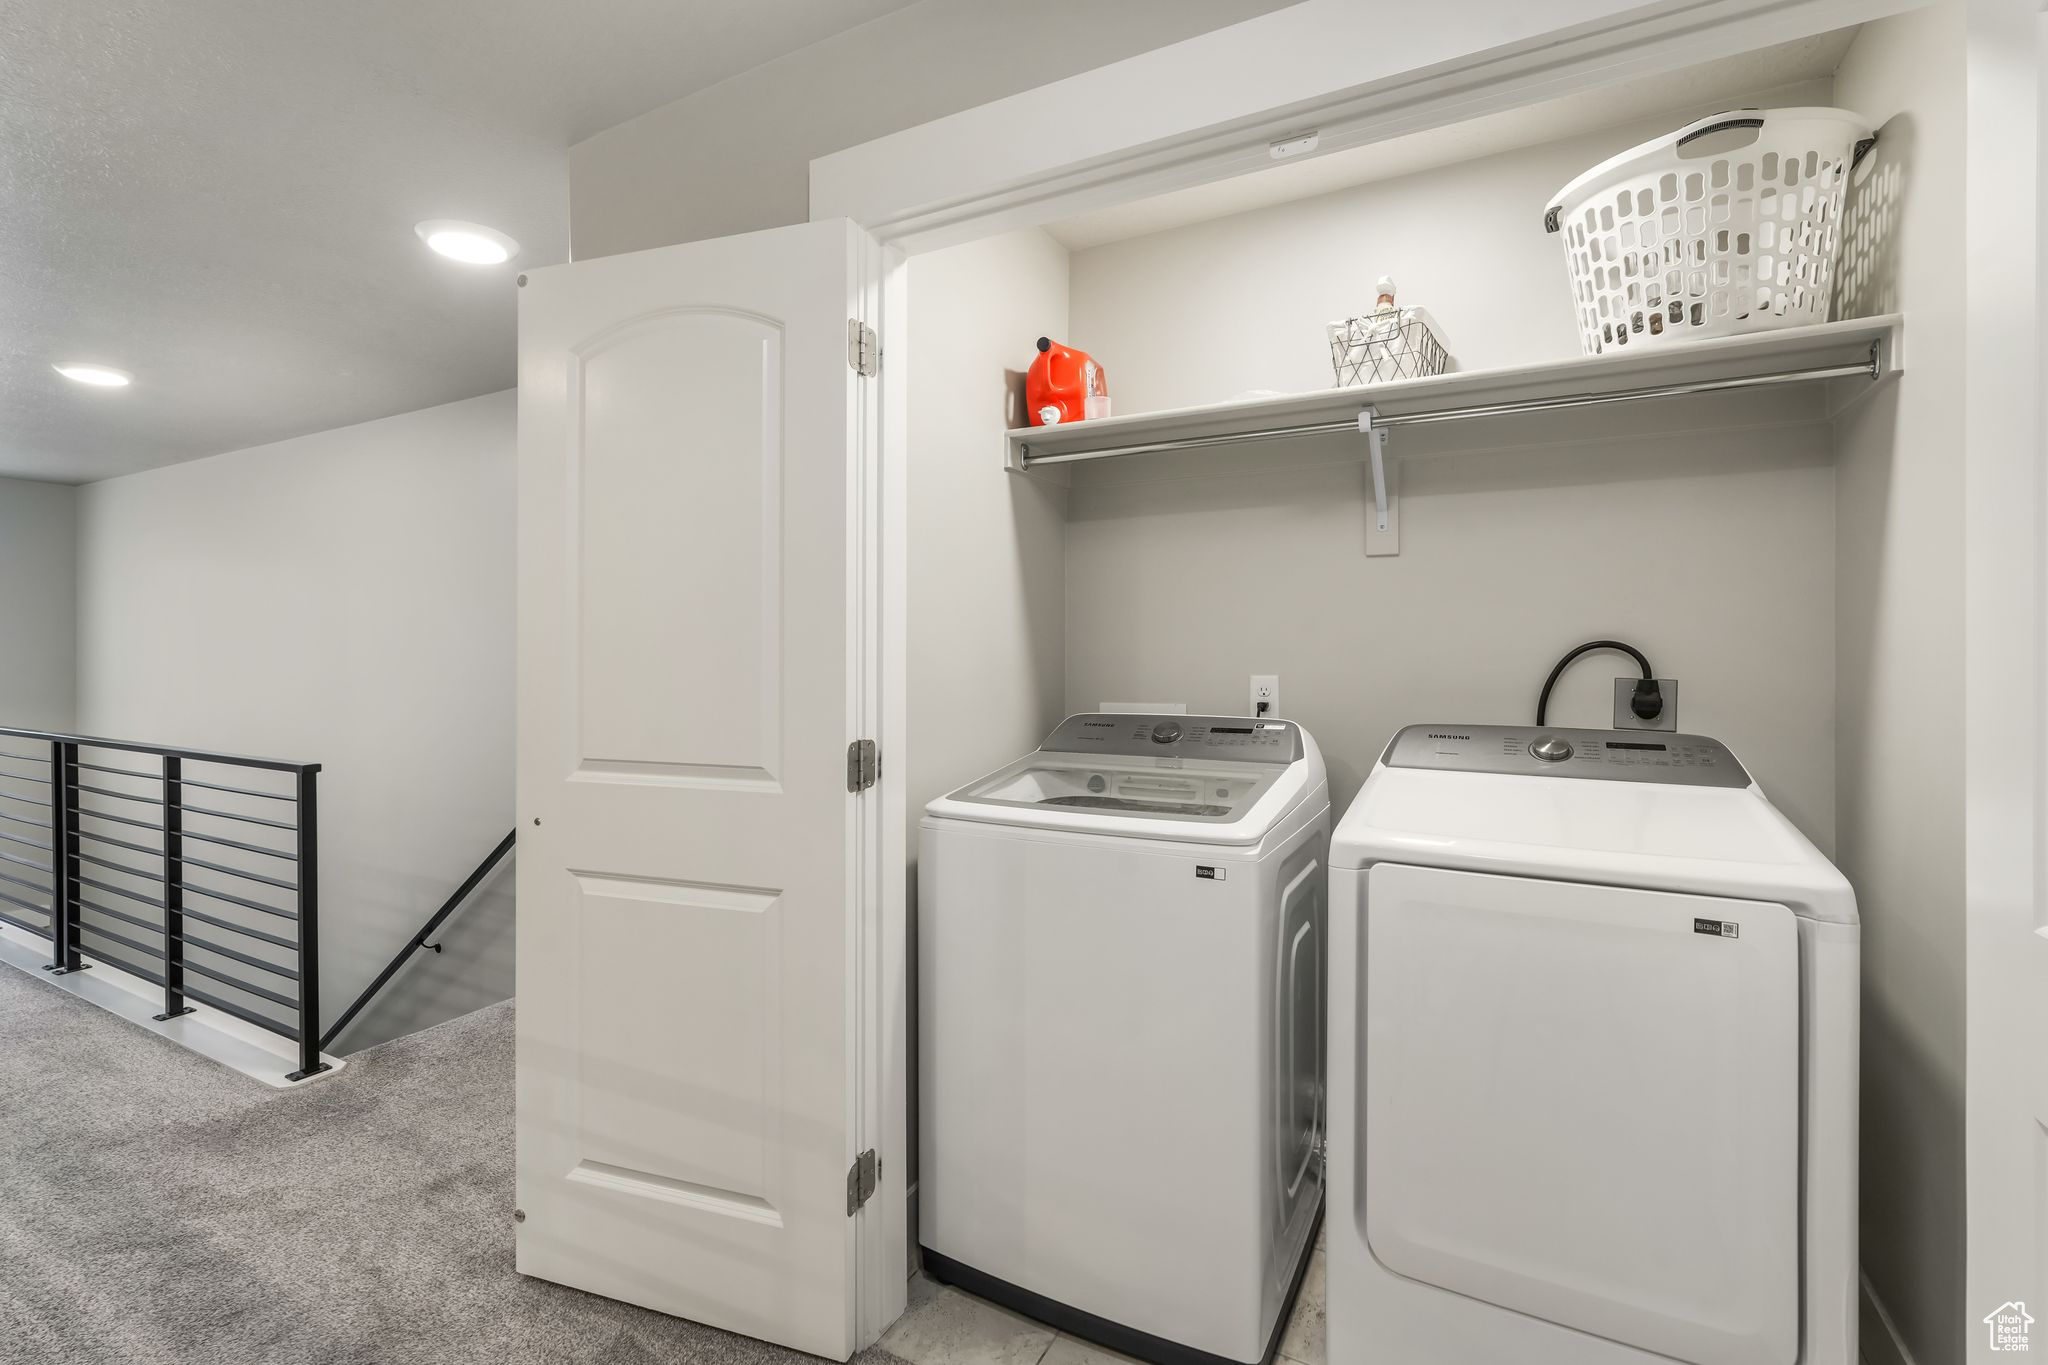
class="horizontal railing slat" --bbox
[76,897,161,937]
[178,931,295,981]
[178,881,294,920]
[74,849,155,881]
[177,854,295,893]
[74,828,160,860]
[0,867,52,895]
[72,873,165,911]
[73,760,159,781]
[179,828,293,862]
[76,919,163,961]
[180,982,287,1032]
[178,904,297,951]
[71,807,161,835]
[180,956,297,1009]
[179,777,295,803]
[72,783,162,807]
[0,889,53,920]
[0,906,50,935]
[182,804,297,831]
[0,847,51,875]
[79,945,168,988]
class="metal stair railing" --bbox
[0,727,328,1080]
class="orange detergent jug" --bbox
[1026,336,1110,426]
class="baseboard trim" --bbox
[1860,1270,1919,1365]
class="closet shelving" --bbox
[1004,314,1901,477]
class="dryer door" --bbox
[1364,864,1799,1365]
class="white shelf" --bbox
[1004,315,1901,474]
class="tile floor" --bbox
[884,1223,1328,1365]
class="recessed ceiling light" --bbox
[415,219,519,265]
[54,363,132,388]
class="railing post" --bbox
[154,756,192,1021]
[47,741,85,975]
[286,766,327,1082]
[43,739,64,971]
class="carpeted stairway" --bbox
[0,961,906,1365]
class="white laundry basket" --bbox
[1546,108,1875,354]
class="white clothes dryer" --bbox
[1328,724,1859,1365]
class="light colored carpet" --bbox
[0,961,905,1365]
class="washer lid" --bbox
[923,714,1325,844]
[1335,726,1854,924]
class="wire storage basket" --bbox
[1546,107,1875,354]
[1327,308,1450,386]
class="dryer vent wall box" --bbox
[1325,723,1858,1365]
[918,713,1329,1365]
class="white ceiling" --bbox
[1044,30,1859,251]
[0,0,922,483]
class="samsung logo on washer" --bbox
[1427,732,1472,740]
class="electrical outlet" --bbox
[1611,677,1678,732]
[1250,675,1280,719]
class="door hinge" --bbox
[846,1148,879,1215]
[848,318,879,377]
[847,739,880,792]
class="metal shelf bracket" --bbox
[1359,408,1389,531]
[1359,406,1399,556]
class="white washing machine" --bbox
[1328,724,1859,1365]
[919,713,1330,1365]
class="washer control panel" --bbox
[1382,724,1750,787]
[1041,713,1302,764]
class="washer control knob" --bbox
[1530,736,1574,763]
[1152,721,1183,744]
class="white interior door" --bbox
[515,217,884,1359]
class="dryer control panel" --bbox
[1041,713,1304,764]
[1382,724,1751,787]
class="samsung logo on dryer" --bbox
[1426,732,1472,740]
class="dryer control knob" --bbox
[1530,736,1573,762]
[1152,721,1183,744]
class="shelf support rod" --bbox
[1359,407,1390,533]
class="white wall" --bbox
[1061,418,1838,837]
[1059,101,1842,842]
[908,230,1070,814]
[905,228,1071,1224]
[0,476,78,732]
[1832,8,1967,1363]
[74,391,516,1052]
[567,0,1294,259]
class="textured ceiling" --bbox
[0,0,922,482]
